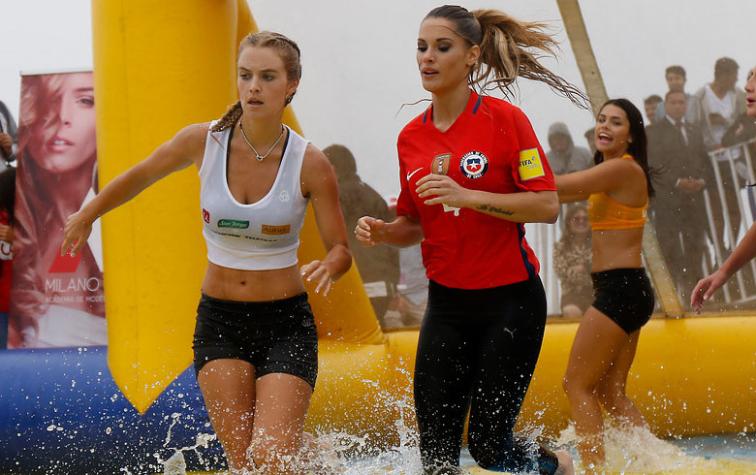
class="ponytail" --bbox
[425,5,588,108]
[210,101,242,133]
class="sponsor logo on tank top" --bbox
[279,190,290,202]
[261,224,291,235]
[518,148,545,181]
[431,153,451,175]
[460,151,488,179]
[217,219,250,229]
[202,208,210,224]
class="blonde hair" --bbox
[211,31,302,132]
[425,5,588,107]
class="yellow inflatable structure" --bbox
[93,0,755,447]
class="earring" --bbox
[285,91,296,105]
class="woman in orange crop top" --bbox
[555,99,656,473]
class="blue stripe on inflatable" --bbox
[0,347,225,474]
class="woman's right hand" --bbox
[354,216,386,247]
[61,210,94,257]
[691,269,728,312]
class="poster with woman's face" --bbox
[8,71,106,349]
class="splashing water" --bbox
[556,421,755,474]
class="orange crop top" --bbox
[587,155,647,230]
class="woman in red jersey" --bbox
[356,5,586,475]
[556,99,655,473]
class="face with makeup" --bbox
[416,18,480,95]
[594,104,632,158]
[29,73,96,173]
[237,45,298,121]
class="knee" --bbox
[562,374,591,401]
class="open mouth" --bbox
[596,132,612,145]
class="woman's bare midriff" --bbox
[202,262,306,302]
[591,227,644,272]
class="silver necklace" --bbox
[238,122,285,161]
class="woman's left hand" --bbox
[300,260,335,295]
[416,174,471,208]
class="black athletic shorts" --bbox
[192,293,318,389]
[591,268,655,334]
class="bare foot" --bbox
[555,450,575,475]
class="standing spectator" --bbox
[692,57,746,150]
[553,203,592,318]
[583,127,596,155]
[654,65,700,124]
[324,144,399,327]
[692,58,748,252]
[643,95,663,125]
[0,99,17,165]
[692,65,756,310]
[546,122,593,175]
[648,90,713,304]
[0,167,15,348]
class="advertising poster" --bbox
[8,70,105,348]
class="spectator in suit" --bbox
[654,65,700,124]
[643,95,663,126]
[648,90,713,303]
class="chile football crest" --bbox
[459,151,489,179]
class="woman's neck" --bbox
[602,149,628,161]
[238,114,284,145]
[431,84,471,131]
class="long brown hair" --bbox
[211,31,302,133]
[10,74,101,345]
[425,5,588,108]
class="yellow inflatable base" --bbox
[306,315,756,443]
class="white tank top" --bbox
[199,123,308,270]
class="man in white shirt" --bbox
[692,57,747,150]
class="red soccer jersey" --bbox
[396,91,555,289]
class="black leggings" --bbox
[414,278,558,474]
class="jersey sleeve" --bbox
[395,137,419,219]
[510,107,557,192]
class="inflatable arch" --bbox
[0,1,754,473]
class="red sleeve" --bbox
[510,107,556,192]
[395,137,419,219]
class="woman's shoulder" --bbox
[399,107,431,140]
[480,95,525,119]
[172,122,212,147]
[301,143,334,178]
